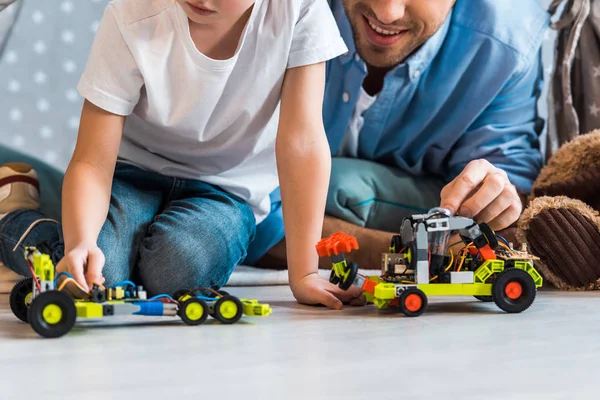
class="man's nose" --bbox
[372,0,406,25]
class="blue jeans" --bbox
[0,163,256,295]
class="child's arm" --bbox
[276,62,363,309]
[56,100,125,291]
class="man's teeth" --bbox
[368,20,402,36]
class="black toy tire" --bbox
[492,269,536,313]
[213,295,244,324]
[405,241,418,270]
[398,288,428,317]
[329,268,341,285]
[173,289,191,301]
[474,295,494,302]
[479,223,499,250]
[10,278,34,323]
[179,298,209,326]
[339,262,359,291]
[390,235,404,253]
[28,290,77,338]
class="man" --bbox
[248,0,549,270]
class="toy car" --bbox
[318,207,543,317]
[9,247,272,338]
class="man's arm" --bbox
[277,61,362,309]
[440,52,545,230]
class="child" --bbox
[0,0,361,309]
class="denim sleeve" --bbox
[445,51,545,193]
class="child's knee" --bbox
[0,210,60,275]
[139,249,236,296]
[96,229,133,286]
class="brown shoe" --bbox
[517,196,600,290]
[0,162,40,218]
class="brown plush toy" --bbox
[517,130,600,290]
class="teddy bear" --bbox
[517,130,600,290]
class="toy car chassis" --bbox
[318,208,543,317]
[10,247,271,338]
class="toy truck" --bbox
[318,207,542,317]
[9,247,272,338]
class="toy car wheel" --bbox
[398,288,428,317]
[492,269,536,313]
[28,290,76,338]
[179,298,209,326]
[474,295,493,302]
[213,295,243,324]
[479,223,499,249]
[339,262,358,291]
[173,289,191,301]
[390,235,403,253]
[9,278,34,323]
[404,241,417,270]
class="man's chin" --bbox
[359,40,423,70]
[357,46,403,69]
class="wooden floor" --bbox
[1,286,599,400]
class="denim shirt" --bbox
[324,0,550,193]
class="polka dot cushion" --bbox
[0,0,109,170]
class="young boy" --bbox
[0,0,361,309]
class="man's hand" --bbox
[440,160,522,231]
[291,273,365,310]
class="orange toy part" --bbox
[404,293,423,312]
[505,281,523,300]
[468,243,497,261]
[316,232,359,257]
[361,278,378,295]
[478,244,497,261]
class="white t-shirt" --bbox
[338,86,376,158]
[77,0,348,223]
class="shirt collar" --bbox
[402,9,452,80]
[334,0,453,80]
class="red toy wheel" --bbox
[398,288,428,317]
[504,281,523,300]
[492,268,536,313]
[405,294,422,312]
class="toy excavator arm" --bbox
[316,233,362,290]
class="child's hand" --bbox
[56,245,105,292]
[291,273,365,310]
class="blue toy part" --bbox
[133,301,164,316]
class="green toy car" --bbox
[318,208,542,317]
[10,247,271,338]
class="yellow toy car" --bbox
[10,247,272,338]
[318,208,542,317]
